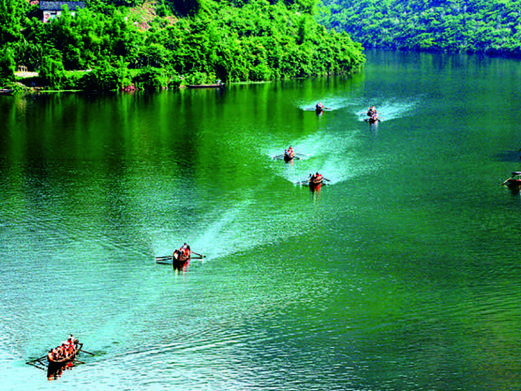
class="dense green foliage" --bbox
[319,0,521,56]
[0,0,364,90]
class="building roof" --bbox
[39,1,86,11]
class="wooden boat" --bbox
[47,341,82,372]
[309,175,324,188]
[501,171,521,188]
[0,89,13,95]
[284,151,295,162]
[173,249,190,270]
[186,82,224,89]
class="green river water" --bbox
[1,50,521,390]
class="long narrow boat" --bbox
[47,341,82,373]
[186,83,224,89]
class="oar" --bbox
[156,259,172,264]
[191,251,205,258]
[323,177,331,182]
[155,255,172,261]
[26,355,47,366]
[80,349,95,356]
[273,154,284,160]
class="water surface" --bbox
[1,51,521,390]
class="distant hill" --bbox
[319,0,521,56]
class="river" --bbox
[1,50,521,390]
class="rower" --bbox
[286,146,294,157]
[367,105,379,120]
[180,243,191,257]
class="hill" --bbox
[319,0,521,56]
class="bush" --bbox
[134,66,177,91]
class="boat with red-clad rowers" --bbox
[47,335,82,373]
[315,102,324,115]
[155,244,206,270]
[284,146,295,162]
[173,243,191,270]
[309,172,324,188]
[365,105,380,124]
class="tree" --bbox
[0,47,15,83]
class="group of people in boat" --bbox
[48,335,79,363]
[316,102,324,112]
[174,243,191,260]
[309,172,324,185]
[284,145,295,159]
[367,105,379,123]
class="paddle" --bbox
[191,251,206,258]
[323,177,331,182]
[155,255,173,261]
[26,355,47,366]
[80,349,95,356]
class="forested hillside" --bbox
[0,0,364,91]
[319,0,521,56]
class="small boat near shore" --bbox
[186,82,224,89]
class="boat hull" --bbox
[173,250,190,270]
[47,342,82,375]
[186,84,224,89]
[505,178,521,188]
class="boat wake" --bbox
[355,96,422,122]
[297,96,354,112]
[269,129,381,186]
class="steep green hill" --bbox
[0,0,365,90]
[319,0,521,56]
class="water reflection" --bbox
[47,361,77,381]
